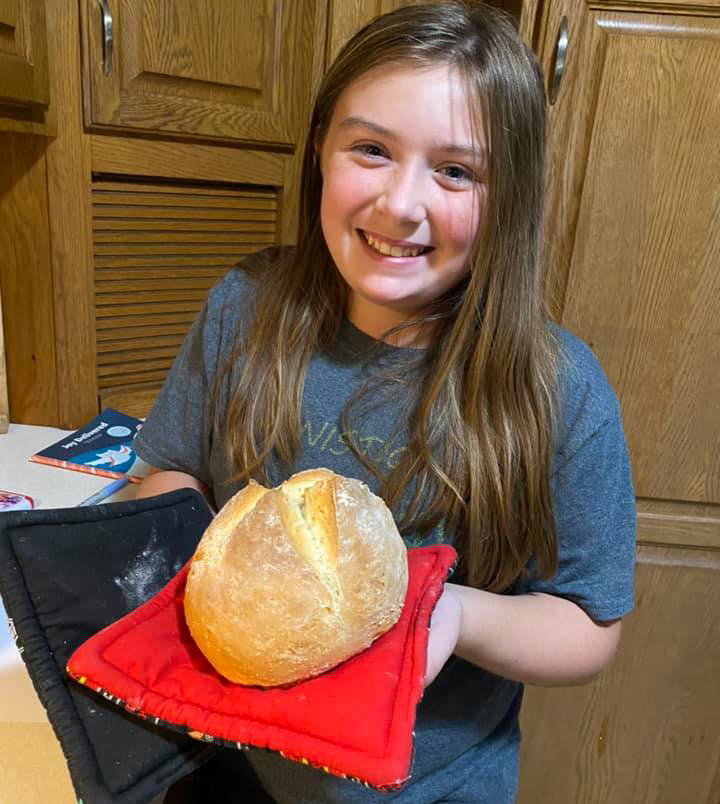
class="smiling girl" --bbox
[318,61,484,344]
[134,3,636,803]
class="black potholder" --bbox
[0,489,218,804]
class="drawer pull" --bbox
[97,0,114,76]
[549,15,568,105]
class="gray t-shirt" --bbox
[135,251,636,804]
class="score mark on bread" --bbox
[279,474,342,607]
[184,468,408,686]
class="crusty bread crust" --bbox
[184,469,408,686]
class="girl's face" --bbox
[319,62,487,343]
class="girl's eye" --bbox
[353,143,387,159]
[439,164,474,184]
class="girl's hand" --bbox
[423,584,463,687]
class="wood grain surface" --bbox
[560,11,720,505]
[43,0,98,428]
[80,0,322,146]
[519,2,720,802]
[0,132,59,424]
[519,544,720,804]
[91,135,286,185]
[0,284,8,432]
[0,0,49,107]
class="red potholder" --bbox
[67,545,456,791]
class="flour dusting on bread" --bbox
[184,468,408,686]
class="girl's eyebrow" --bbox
[337,115,486,162]
[337,115,396,139]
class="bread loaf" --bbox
[184,468,408,686]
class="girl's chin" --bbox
[352,277,426,303]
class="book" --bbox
[29,408,149,483]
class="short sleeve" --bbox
[132,267,256,488]
[515,330,637,622]
[133,299,218,486]
[536,415,636,621]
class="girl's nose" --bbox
[376,166,427,224]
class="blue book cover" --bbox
[30,408,147,482]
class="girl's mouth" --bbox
[358,229,433,258]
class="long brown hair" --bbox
[218,1,559,592]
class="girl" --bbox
[134,3,636,803]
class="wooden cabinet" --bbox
[0,0,48,108]
[80,0,319,145]
[0,0,328,426]
[0,290,7,433]
[0,0,529,427]
[0,0,48,426]
[1,1,718,797]
[517,2,720,803]
[75,0,327,418]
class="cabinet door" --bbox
[0,0,48,107]
[518,3,720,803]
[81,0,321,144]
[326,1,417,64]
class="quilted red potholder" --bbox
[67,545,456,791]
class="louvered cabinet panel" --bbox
[92,179,277,418]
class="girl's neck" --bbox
[347,296,431,349]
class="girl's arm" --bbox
[424,582,622,688]
[134,468,216,513]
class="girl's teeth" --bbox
[364,231,422,258]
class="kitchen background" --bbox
[0,1,718,802]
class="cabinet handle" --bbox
[548,16,568,105]
[97,0,114,76]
